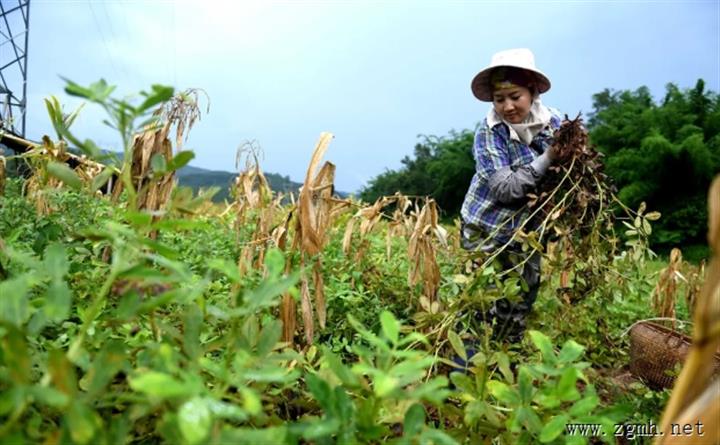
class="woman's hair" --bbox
[489,67,538,97]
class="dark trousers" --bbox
[485,249,541,341]
[460,222,542,342]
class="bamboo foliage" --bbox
[657,175,720,444]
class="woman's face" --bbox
[492,85,533,124]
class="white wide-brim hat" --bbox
[471,48,551,102]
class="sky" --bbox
[4,0,719,193]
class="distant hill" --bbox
[176,165,305,202]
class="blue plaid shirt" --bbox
[461,108,563,249]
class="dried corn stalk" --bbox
[407,199,447,303]
[112,124,175,220]
[652,248,684,327]
[112,89,204,216]
[159,88,209,151]
[25,137,71,215]
[684,260,705,316]
[386,193,413,260]
[285,132,345,344]
[657,175,720,444]
[234,149,278,275]
[297,133,335,256]
[343,195,395,261]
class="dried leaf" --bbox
[342,217,356,255]
[300,278,314,344]
[313,261,326,329]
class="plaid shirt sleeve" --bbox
[472,124,511,183]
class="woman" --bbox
[461,48,563,342]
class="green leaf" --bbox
[300,418,341,440]
[61,78,94,99]
[1,327,31,384]
[518,366,533,404]
[83,341,126,399]
[558,340,585,364]
[419,428,461,445]
[124,210,154,228]
[535,392,560,408]
[49,349,78,397]
[47,161,82,190]
[569,393,599,417]
[494,351,514,384]
[373,372,398,397]
[206,398,247,421]
[305,373,333,411]
[178,397,212,445]
[0,275,31,326]
[256,319,282,357]
[183,305,203,361]
[528,330,556,364]
[449,372,474,394]
[412,376,450,405]
[208,258,243,284]
[217,426,287,445]
[241,272,300,312]
[322,347,360,387]
[150,153,167,174]
[487,380,520,406]
[44,243,68,280]
[128,371,194,399]
[514,406,543,434]
[380,310,400,344]
[447,330,466,362]
[557,367,581,402]
[403,403,426,437]
[66,401,100,445]
[539,414,569,443]
[43,281,72,323]
[167,150,195,172]
[29,386,69,408]
[264,248,285,277]
[137,84,174,113]
[240,388,262,415]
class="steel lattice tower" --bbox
[0,0,30,137]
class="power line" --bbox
[87,0,120,84]
[100,0,131,86]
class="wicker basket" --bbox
[628,321,720,389]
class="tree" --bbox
[588,79,719,253]
[360,130,474,217]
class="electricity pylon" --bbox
[0,0,30,137]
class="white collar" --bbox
[486,98,552,145]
